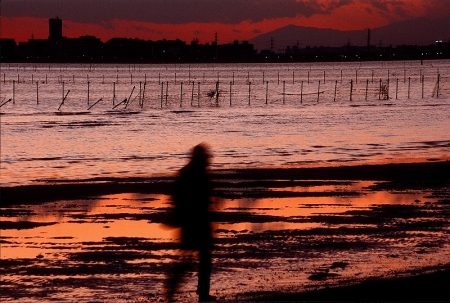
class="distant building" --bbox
[49,17,63,41]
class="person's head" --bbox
[191,143,211,168]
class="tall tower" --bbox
[49,17,62,41]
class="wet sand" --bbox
[1,161,450,302]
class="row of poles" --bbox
[0,73,443,109]
[2,68,440,86]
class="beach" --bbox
[1,161,449,302]
[1,61,449,301]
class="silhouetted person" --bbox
[165,143,215,302]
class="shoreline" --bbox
[2,160,449,205]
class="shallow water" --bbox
[1,61,450,186]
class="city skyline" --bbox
[2,16,448,63]
[2,0,450,44]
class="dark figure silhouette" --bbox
[165,143,216,302]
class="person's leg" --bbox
[197,248,212,300]
[165,252,192,301]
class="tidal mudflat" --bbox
[1,162,449,302]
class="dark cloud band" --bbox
[3,0,351,24]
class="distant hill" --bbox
[249,16,450,52]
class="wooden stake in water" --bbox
[0,98,12,108]
[36,82,39,104]
[165,81,169,105]
[229,82,232,106]
[278,72,280,85]
[58,90,71,111]
[350,79,353,101]
[197,82,201,106]
[113,82,116,105]
[191,81,195,106]
[161,82,164,108]
[125,86,135,109]
[317,81,320,103]
[422,75,425,99]
[142,82,146,109]
[87,98,103,110]
[387,70,390,94]
[408,77,411,99]
[283,81,285,104]
[300,81,303,104]
[323,71,325,84]
[308,71,310,84]
[248,82,251,105]
[112,98,127,109]
[180,82,183,107]
[215,82,219,106]
[88,81,90,105]
[139,82,142,106]
[379,79,382,100]
[365,79,369,101]
[436,74,440,98]
[265,81,268,104]
[396,78,398,99]
[334,80,337,102]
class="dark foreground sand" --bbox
[247,268,450,302]
[1,161,449,302]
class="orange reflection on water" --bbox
[1,193,178,259]
[1,184,435,259]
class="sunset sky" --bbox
[2,0,450,44]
